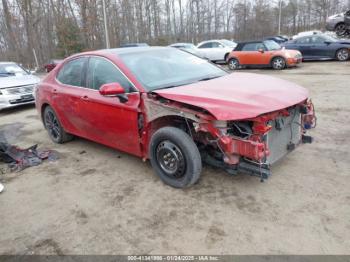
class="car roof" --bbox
[77,47,172,57]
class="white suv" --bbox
[196,39,237,62]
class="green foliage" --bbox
[55,17,85,58]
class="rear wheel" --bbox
[336,48,350,61]
[228,58,240,70]
[335,23,347,37]
[271,57,286,70]
[43,106,73,144]
[149,127,202,188]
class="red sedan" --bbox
[36,47,316,188]
[43,59,63,73]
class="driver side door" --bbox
[77,56,142,156]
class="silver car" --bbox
[0,62,40,110]
[326,10,350,37]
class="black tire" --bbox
[336,48,350,61]
[43,106,73,144]
[149,127,202,188]
[335,23,347,37]
[228,58,240,70]
[271,57,286,70]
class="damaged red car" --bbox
[35,47,316,188]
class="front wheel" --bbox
[336,48,350,61]
[271,57,286,70]
[228,58,240,70]
[149,127,202,188]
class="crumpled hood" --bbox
[154,73,309,120]
[0,74,40,89]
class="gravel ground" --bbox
[0,61,349,255]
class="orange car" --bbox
[227,40,302,70]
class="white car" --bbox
[0,62,40,110]
[196,39,237,62]
[292,30,323,39]
[169,43,200,56]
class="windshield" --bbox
[119,49,227,91]
[220,39,236,47]
[0,63,28,77]
[264,40,282,51]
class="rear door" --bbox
[77,56,142,156]
[53,57,88,135]
[294,37,313,59]
[197,42,215,60]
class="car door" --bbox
[294,37,313,59]
[239,42,270,65]
[53,57,89,136]
[309,36,331,58]
[210,42,226,61]
[197,42,215,60]
[77,56,142,156]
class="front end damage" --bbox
[142,93,316,181]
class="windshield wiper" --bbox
[0,72,15,76]
[197,76,221,82]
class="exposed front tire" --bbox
[43,106,73,144]
[149,127,202,188]
[271,57,286,70]
[335,23,347,37]
[336,48,350,61]
[228,58,240,70]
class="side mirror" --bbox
[258,48,265,53]
[99,82,128,103]
[324,41,331,45]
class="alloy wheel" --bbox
[337,49,349,61]
[272,58,285,70]
[45,110,61,140]
[228,59,239,70]
[336,24,347,36]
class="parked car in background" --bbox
[326,10,350,37]
[196,39,237,62]
[44,59,63,73]
[169,43,199,56]
[283,34,350,61]
[227,40,302,70]
[292,30,322,39]
[120,43,149,48]
[35,47,316,188]
[0,62,40,110]
[264,35,289,44]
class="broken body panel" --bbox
[36,48,316,181]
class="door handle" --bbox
[81,95,89,100]
[53,89,58,93]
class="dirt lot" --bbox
[0,61,349,255]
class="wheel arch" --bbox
[144,115,197,159]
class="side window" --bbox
[57,58,87,87]
[311,36,324,44]
[296,37,310,44]
[242,43,260,51]
[86,57,134,92]
[198,43,212,49]
[212,42,223,48]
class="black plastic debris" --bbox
[0,142,59,172]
